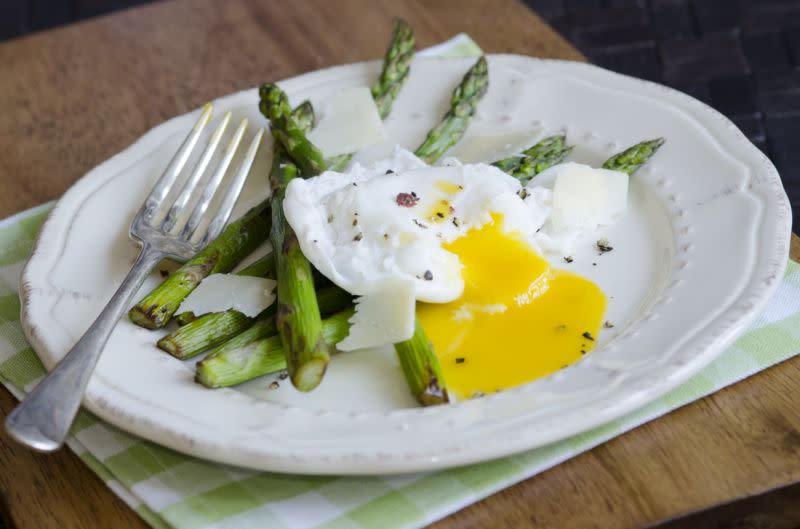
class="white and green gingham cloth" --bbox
[2,36,800,529]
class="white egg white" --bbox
[283,148,552,304]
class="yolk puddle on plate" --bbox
[417,214,607,400]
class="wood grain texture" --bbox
[0,1,797,528]
[0,0,580,220]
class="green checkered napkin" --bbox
[2,38,799,529]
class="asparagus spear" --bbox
[260,84,333,391]
[414,56,489,164]
[602,138,665,175]
[393,317,449,405]
[513,147,573,184]
[260,85,327,177]
[493,135,572,184]
[128,201,271,329]
[493,135,567,173]
[321,19,416,173]
[371,18,415,119]
[196,309,353,388]
[160,284,351,360]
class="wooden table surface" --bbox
[0,1,798,528]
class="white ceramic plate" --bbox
[20,55,791,474]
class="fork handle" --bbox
[5,244,164,451]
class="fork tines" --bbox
[134,103,265,254]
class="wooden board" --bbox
[0,1,797,528]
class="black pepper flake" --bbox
[159,269,170,278]
[396,192,419,207]
[582,331,595,341]
[354,233,363,242]
[383,233,390,240]
[471,391,485,399]
[352,218,358,226]
[592,262,597,266]
[385,169,395,175]
[413,219,428,229]
[352,182,358,187]
[518,188,529,200]
[597,239,614,253]
[452,217,461,227]
[455,357,465,364]
[563,256,573,263]
[580,350,586,355]
[268,381,280,390]
[278,372,289,380]
[436,212,445,218]
[423,270,433,281]
[603,321,615,329]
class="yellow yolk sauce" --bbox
[417,214,607,399]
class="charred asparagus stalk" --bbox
[393,317,449,405]
[260,84,332,391]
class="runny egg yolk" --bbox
[416,214,607,400]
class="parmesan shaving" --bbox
[178,274,277,317]
[336,279,416,351]
[308,87,387,157]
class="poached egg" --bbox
[283,148,623,398]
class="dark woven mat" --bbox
[525,0,800,233]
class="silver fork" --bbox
[5,103,265,451]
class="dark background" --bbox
[1,0,798,233]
